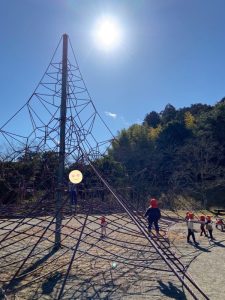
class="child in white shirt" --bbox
[187,213,198,245]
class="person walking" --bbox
[206,216,214,240]
[187,212,198,245]
[215,218,224,231]
[144,198,161,237]
[199,215,207,237]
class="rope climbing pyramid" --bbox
[0,34,210,300]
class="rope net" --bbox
[0,36,208,300]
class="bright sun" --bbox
[93,17,122,51]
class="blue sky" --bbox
[1,0,225,138]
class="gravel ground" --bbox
[0,212,224,299]
[169,219,225,300]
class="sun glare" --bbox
[93,17,122,51]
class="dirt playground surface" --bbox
[0,212,224,299]
[169,219,225,300]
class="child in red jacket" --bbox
[216,218,224,231]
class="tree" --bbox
[143,111,161,128]
[148,124,162,140]
[161,104,176,124]
[110,124,154,171]
[189,103,212,116]
[208,102,225,146]
[171,137,224,208]
[157,121,192,148]
[184,111,195,129]
[109,124,155,205]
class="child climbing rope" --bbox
[144,198,161,237]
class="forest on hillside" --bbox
[105,99,225,208]
[1,99,225,209]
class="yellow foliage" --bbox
[148,125,162,140]
[184,112,195,129]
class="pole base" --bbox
[53,243,61,252]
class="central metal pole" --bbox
[55,34,68,249]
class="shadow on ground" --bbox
[211,239,225,248]
[194,244,211,252]
[5,247,57,292]
[158,280,187,300]
[42,272,62,294]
